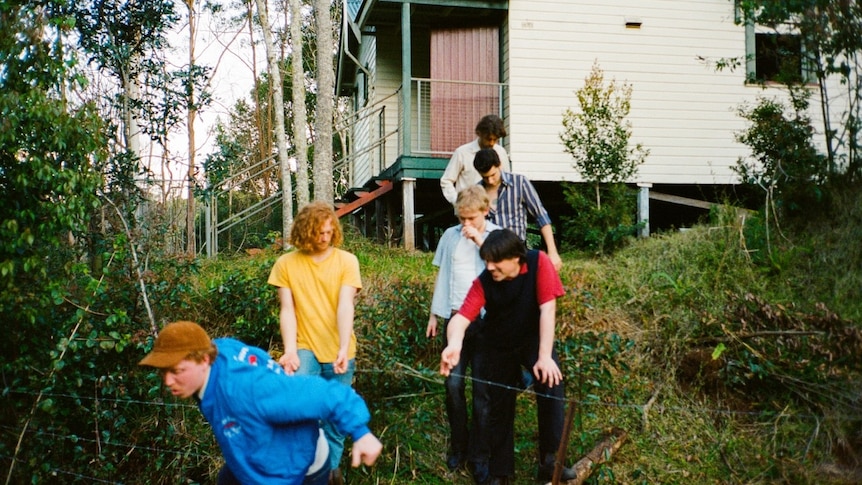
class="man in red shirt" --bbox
[440,228,575,485]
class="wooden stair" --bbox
[335,179,394,218]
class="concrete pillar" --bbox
[402,177,416,249]
[637,182,652,238]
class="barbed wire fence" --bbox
[1,363,848,484]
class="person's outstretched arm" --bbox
[440,313,471,375]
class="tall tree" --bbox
[254,0,294,242]
[560,61,647,210]
[312,0,334,202]
[0,0,106,322]
[290,0,310,206]
[72,0,178,164]
[184,0,199,256]
[1,2,107,480]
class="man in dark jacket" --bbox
[440,229,575,484]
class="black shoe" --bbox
[537,454,576,481]
[446,451,465,471]
[470,460,489,483]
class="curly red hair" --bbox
[289,201,343,251]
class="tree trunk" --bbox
[312,0,334,202]
[185,0,197,257]
[254,0,294,242]
[290,0,310,207]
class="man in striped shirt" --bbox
[473,148,563,271]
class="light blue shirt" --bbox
[430,221,501,318]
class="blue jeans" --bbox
[296,348,356,470]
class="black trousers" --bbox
[481,343,565,477]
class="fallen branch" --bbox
[545,427,628,485]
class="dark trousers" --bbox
[444,320,491,465]
[482,344,565,477]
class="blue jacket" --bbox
[198,338,372,484]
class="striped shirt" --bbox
[483,171,552,240]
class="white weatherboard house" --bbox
[334,0,842,250]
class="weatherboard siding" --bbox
[506,0,808,184]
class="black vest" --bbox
[478,250,540,350]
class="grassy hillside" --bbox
[4,197,860,483]
[172,194,862,484]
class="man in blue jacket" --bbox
[139,321,383,485]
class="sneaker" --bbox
[470,460,489,483]
[446,451,465,471]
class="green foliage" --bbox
[734,0,862,181]
[4,169,862,485]
[734,92,828,216]
[559,61,647,254]
[355,274,437,399]
[560,332,635,455]
[560,61,648,190]
[560,182,642,254]
[198,255,280,348]
[0,0,107,326]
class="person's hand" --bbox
[426,314,438,338]
[549,251,563,272]
[440,346,462,376]
[351,433,383,467]
[278,351,300,375]
[532,356,562,387]
[461,225,482,246]
[333,349,349,374]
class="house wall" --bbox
[364,28,402,176]
[505,0,838,185]
[500,15,511,153]
[350,34,377,186]
[366,26,432,175]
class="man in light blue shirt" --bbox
[427,186,500,483]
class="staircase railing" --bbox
[203,154,281,257]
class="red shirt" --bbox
[457,250,564,321]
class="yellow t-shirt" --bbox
[268,248,362,362]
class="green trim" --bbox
[380,0,507,9]
[380,156,449,182]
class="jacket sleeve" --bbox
[253,372,372,441]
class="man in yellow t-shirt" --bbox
[268,201,362,485]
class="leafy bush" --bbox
[734,92,828,217]
[560,182,642,253]
[197,254,280,347]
